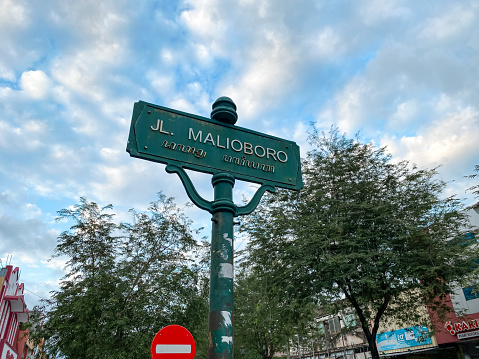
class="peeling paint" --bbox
[219,263,233,279]
[220,310,232,327]
[219,248,229,261]
[221,336,233,346]
[223,232,233,246]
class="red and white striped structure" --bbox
[0,266,29,359]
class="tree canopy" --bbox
[33,194,209,359]
[466,164,479,202]
[242,128,478,359]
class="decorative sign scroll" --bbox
[127,101,303,190]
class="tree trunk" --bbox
[368,336,380,359]
[341,288,385,359]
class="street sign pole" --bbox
[209,172,235,358]
[127,96,303,359]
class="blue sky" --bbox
[1,0,478,308]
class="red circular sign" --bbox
[151,325,196,359]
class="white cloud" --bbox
[0,118,47,152]
[149,71,176,99]
[180,0,227,44]
[0,0,28,28]
[381,107,479,172]
[20,71,53,99]
[389,100,418,129]
[293,122,310,153]
[100,147,122,160]
[317,77,371,134]
[1,0,479,305]
[23,203,42,218]
[46,3,129,105]
[51,59,104,102]
[42,257,68,272]
[0,66,15,82]
[67,105,103,135]
[161,49,176,65]
[181,0,309,120]
[168,97,196,114]
[310,27,343,59]
[416,4,476,41]
[219,43,296,120]
[360,0,412,26]
[0,215,58,257]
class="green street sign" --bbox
[127,100,303,190]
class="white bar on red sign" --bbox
[156,344,192,354]
[457,330,479,340]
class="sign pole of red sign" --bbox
[151,325,196,359]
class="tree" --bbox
[117,194,205,357]
[44,197,120,359]
[36,194,209,359]
[466,164,479,201]
[242,128,478,359]
[233,263,315,359]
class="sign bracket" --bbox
[165,164,276,216]
[165,164,214,213]
[235,183,276,216]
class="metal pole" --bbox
[323,321,330,359]
[311,331,315,359]
[297,333,302,359]
[340,316,346,359]
[209,172,236,359]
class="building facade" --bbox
[0,266,29,359]
[285,312,371,359]
[427,206,479,359]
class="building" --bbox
[16,328,40,359]
[425,206,479,359]
[316,313,370,359]
[284,311,371,359]
[0,265,29,359]
[368,205,479,358]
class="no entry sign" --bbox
[151,325,196,359]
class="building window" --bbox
[324,317,341,334]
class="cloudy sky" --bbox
[1,0,478,308]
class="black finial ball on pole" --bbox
[211,96,238,125]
